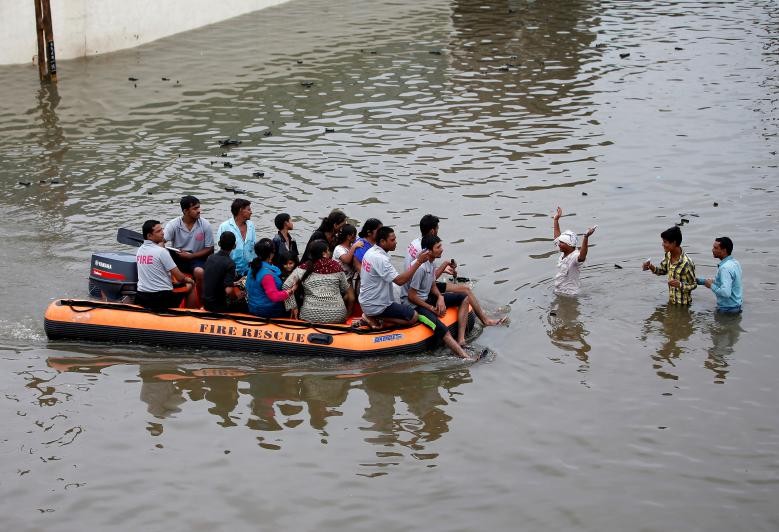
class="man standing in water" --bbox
[643,226,697,305]
[552,207,596,295]
[165,195,214,300]
[696,236,742,313]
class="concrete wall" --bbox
[0,0,290,65]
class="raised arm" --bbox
[553,206,562,240]
[578,226,596,262]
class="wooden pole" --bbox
[40,0,57,83]
[33,0,46,81]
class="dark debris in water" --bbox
[223,162,233,168]
[614,264,623,269]
[429,50,442,55]
[324,128,335,133]
[619,52,631,59]
[713,202,719,207]
[128,77,138,81]
[300,81,314,88]
[263,130,273,137]
[252,171,265,178]
[18,181,31,186]
[219,138,241,147]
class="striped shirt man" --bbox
[653,251,697,305]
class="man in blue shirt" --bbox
[696,236,743,313]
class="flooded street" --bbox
[1,0,777,530]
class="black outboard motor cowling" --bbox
[88,252,138,301]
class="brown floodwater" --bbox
[1,0,777,530]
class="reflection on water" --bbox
[546,295,590,378]
[704,311,744,384]
[46,355,468,473]
[641,304,696,381]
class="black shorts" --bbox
[436,281,448,294]
[426,292,467,308]
[375,302,416,321]
[416,307,448,341]
[135,290,185,310]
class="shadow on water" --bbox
[44,352,474,474]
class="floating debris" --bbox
[497,66,510,72]
[220,152,228,157]
[674,47,684,51]
[549,311,557,316]
[429,50,442,55]
[713,202,719,207]
[614,264,623,269]
[296,60,303,64]
[252,171,265,178]
[128,77,138,81]
[233,188,247,194]
[582,192,588,196]
[324,128,335,133]
[224,186,236,192]
[39,179,47,184]
[219,138,241,147]
[50,179,60,184]
[18,181,31,186]
[161,77,170,81]
[300,81,314,88]
[223,162,233,168]
[263,130,272,137]
[619,52,631,59]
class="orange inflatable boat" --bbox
[44,299,475,357]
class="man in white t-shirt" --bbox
[552,206,596,295]
[136,219,197,310]
[358,226,430,329]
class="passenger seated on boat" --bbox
[403,234,469,358]
[203,231,246,313]
[282,240,354,323]
[246,238,297,318]
[135,219,198,310]
[405,213,503,328]
[271,212,299,269]
[301,209,347,262]
[164,195,214,300]
[333,224,363,288]
[357,226,430,329]
[215,198,256,277]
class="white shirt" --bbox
[358,246,399,316]
[554,250,582,295]
[333,244,355,282]
[136,240,177,292]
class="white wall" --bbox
[0,0,290,65]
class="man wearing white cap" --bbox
[552,206,596,295]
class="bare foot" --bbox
[484,316,508,326]
[363,314,382,330]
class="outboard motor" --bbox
[88,252,138,302]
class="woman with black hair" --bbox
[283,239,354,323]
[246,238,297,318]
[300,209,348,262]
